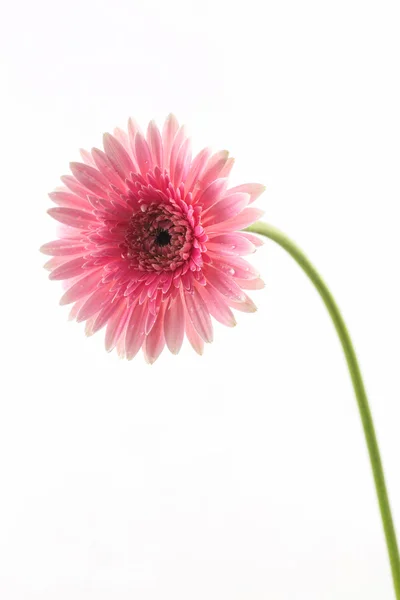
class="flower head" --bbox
[41,115,265,363]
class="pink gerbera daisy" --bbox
[41,115,265,363]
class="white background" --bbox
[1,0,400,598]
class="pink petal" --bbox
[227,183,265,204]
[164,293,185,354]
[40,239,86,256]
[113,127,130,151]
[91,148,127,189]
[68,297,87,321]
[203,265,246,302]
[59,269,103,305]
[235,277,265,290]
[103,133,136,180]
[202,192,249,227]
[147,120,163,168]
[185,147,212,194]
[198,150,229,189]
[227,293,257,313]
[125,301,147,360]
[184,287,213,343]
[69,162,110,196]
[49,257,88,280]
[173,138,191,187]
[105,299,130,352]
[128,117,142,156]
[169,125,187,182]
[50,260,86,280]
[116,333,127,359]
[76,285,113,321]
[206,233,256,256]
[162,113,179,169]
[145,307,158,335]
[185,312,204,355]
[56,224,81,239]
[219,157,235,178]
[144,303,166,364]
[84,316,97,336]
[198,284,236,327]
[79,148,96,166]
[207,207,264,232]
[134,132,153,177]
[213,255,259,280]
[61,175,92,200]
[47,207,96,229]
[240,231,264,248]
[194,178,228,211]
[90,298,123,335]
[44,255,73,272]
[48,191,91,211]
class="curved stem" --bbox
[246,221,400,598]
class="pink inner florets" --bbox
[122,169,207,276]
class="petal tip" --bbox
[145,354,157,365]
[102,132,113,144]
[168,347,181,356]
[166,112,178,123]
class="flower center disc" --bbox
[155,229,171,247]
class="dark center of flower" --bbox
[124,203,196,272]
[155,229,171,247]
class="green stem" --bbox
[246,221,400,598]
